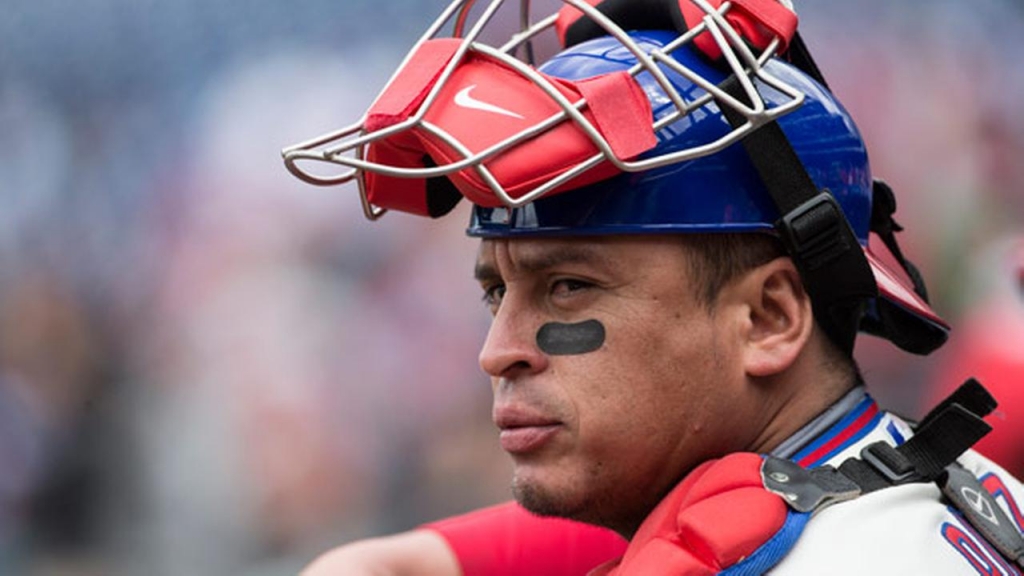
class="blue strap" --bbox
[719,510,812,576]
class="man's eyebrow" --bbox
[473,245,607,281]
[474,261,499,283]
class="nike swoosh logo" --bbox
[454,85,524,119]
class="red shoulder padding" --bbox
[589,453,790,576]
[361,39,656,214]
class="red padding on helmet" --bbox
[365,39,461,133]
[678,0,798,61]
[364,131,433,216]
[361,39,656,213]
[555,0,603,47]
[729,0,798,52]
[576,72,656,161]
[361,39,463,216]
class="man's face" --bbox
[474,235,754,534]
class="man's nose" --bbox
[478,302,548,380]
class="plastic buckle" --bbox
[776,191,854,272]
[860,442,917,483]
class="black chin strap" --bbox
[716,78,876,355]
[769,21,945,355]
[782,31,831,92]
[723,23,946,355]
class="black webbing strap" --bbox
[837,405,992,493]
[783,32,830,92]
[716,79,878,354]
[764,380,996,507]
[781,30,946,356]
[836,378,995,491]
[875,378,1024,569]
[918,377,997,430]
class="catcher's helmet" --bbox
[468,30,867,238]
[282,0,948,354]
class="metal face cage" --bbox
[281,0,802,221]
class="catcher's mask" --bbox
[282,0,949,355]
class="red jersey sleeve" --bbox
[423,501,627,576]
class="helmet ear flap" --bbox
[861,300,949,356]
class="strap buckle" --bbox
[860,442,917,483]
[776,191,855,272]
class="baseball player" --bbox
[283,0,1024,573]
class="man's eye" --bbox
[551,278,592,297]
[481,284,506,310]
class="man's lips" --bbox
[493,406,563,455]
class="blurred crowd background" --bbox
[0,1,1022,574]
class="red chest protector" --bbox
[587,453,807,576]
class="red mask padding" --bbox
[706,0,798,58]
[362,38,657,215]
[556,0,797,62]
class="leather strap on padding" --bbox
[942,464,1024,568]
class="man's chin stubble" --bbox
[511,474,647,538]
[512,478,612,527]
[513,479,584,519]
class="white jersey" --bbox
[770,391,1024,575]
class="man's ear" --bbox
[731,257,814,378]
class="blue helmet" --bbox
[468,30,870,240]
